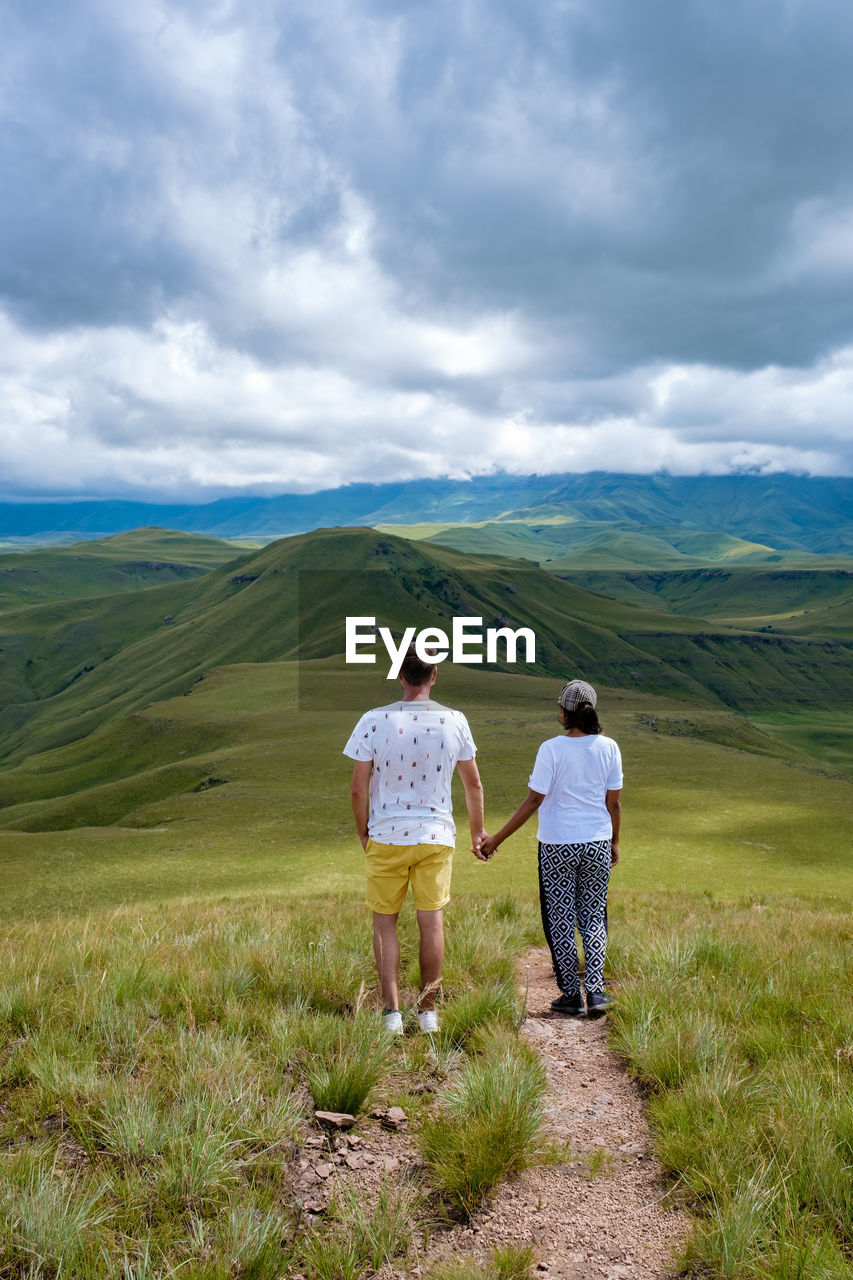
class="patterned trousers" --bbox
[538,840,611,996]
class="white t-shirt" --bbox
[528,734,623,844]
[343,700,477,846]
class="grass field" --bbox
[2,663,851,924]
[609,896,853,1279]
[3,826,852,1277]
[0,895,547,1279]
[2,527,853,1278]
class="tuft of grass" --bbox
[419,1032,548,1217]
[0,1154,114,1276]
[580,1145,614,1179]
[155,1107,243,1215]
[301,1013,389,1116]
[212,1202,298,1279]
[438,980,519,1049]
[331,1178,423,1272]
[303,1232,366,1280]
[301,1181,421,1280]
[87,1078,172,1163]
[491,893,521,923]
[426,1242,536,1280]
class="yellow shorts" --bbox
[364,840,454,914]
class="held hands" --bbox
[472,830,492,861]
[478,833,500,859]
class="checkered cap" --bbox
[557,679,598,711]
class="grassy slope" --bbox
[378,518,822,569]
[568,567,853,637]
[0,524,850,924]
[608,896,853,1279]
[379,523,853,635]
[2,528,851,791]
[0,527,249,610]
[2,662,850,922]
[0,527,692,769]
[0,893,542,1277]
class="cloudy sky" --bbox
[2,0,853,500]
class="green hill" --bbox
[380,518,830,569]
[0,527,249,611]
[0,525,669,773]
[2,527,850,763]
[567,567,853,638]
[1,527,852,837]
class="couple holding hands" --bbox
[344,645,622,1033]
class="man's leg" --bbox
[416,908,444,1011]
[373,912,401,1010]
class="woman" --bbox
[480,679,622,1017]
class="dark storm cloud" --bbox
[297,0,853,371]
[1,0,852,497]
[0,0,342,333]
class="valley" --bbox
[0,522,850,921]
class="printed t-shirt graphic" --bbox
[343,701,477,846]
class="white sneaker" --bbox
[383,1010,404,1035]
[418,1010,439,1034]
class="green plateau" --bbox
[0,523,851,923]
[0,527,257,610]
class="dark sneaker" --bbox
[551,993,584,1016]
[585,991,611,1018]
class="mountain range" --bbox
[2,473,851,556]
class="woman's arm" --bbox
[480,789,545,857]
[605,788,621,864]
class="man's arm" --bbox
[456,758,487,860]
[605,788,622,864]
[350,760,373,850]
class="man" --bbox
[344,644,487,1034]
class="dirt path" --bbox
[293,948,691,1278]
[423,947,691,1279]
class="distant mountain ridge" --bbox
[1,526,851,824]
[1,473,851,554]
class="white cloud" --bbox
[3,0,853,496]
[0,301,849,500]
